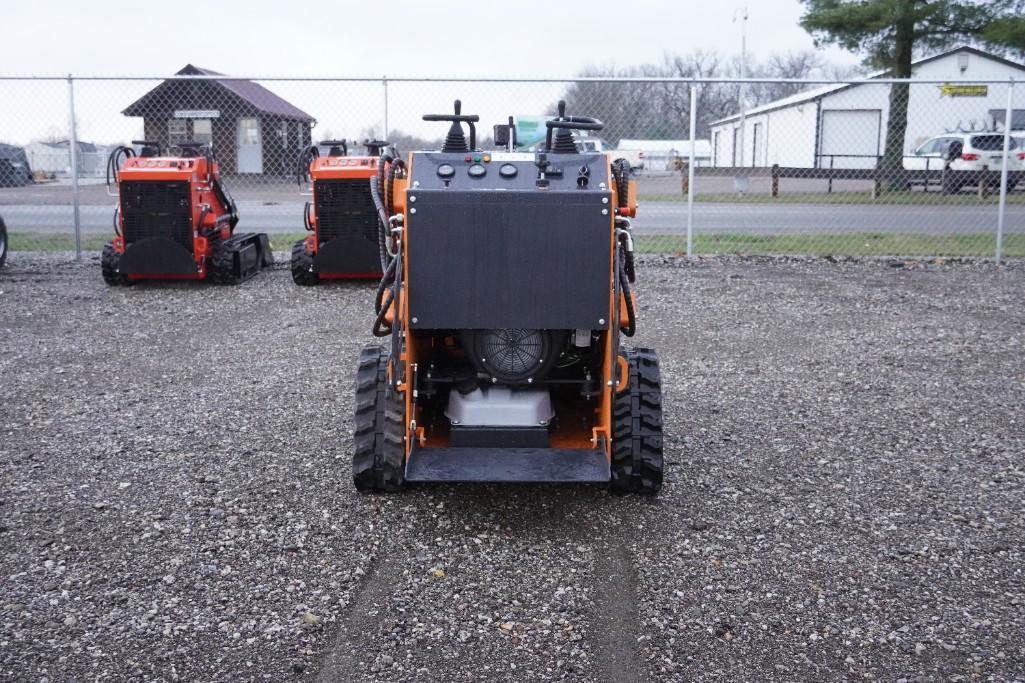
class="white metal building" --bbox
[709,46,1025,169]
[617,139,711,171]
[24,141,112,178]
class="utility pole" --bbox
[734,7,748,169]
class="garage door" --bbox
[819,110,881,169]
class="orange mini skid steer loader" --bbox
[352,101,663,495]
[290,139,396,285]
[102,141,272,285]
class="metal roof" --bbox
[122,64,315,122]
[711,46,1025,127]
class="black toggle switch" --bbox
[576,165,590,188]
[535,153,550,189]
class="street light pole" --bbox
[734,7,748,169]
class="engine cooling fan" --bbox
[462,329,565,384]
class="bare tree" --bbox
[555,49,856,143]
[558,64,669,144]
[760,50,826,100]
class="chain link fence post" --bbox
[383,75,389,140]
[686,82,697,259]
[995,78,1014,264]
[1,72,1021,260]
[66,74,82,261]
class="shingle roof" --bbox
[122,64,315,122]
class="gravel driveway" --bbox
[1,254,1023,682]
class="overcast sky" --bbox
[1,0,857,78]
[0,0,860,145]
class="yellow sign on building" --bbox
[939,84,989,97]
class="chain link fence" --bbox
[0,74,1022,260]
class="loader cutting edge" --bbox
[351,100,664,495]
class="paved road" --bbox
[3,199,1024,234]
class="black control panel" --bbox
[408,151,611,191]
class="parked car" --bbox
[527,136,615,154]
[0,144,33,187]
[574,136,614,153]
[906,133,1024,193]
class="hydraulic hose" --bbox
[375,256,397,315]
[378,154,391,213]
[373,258,398,337]
[206,146,238,231]
[303,202,313,232]
[369,168,394,271]
[618,229,636,283]
[612,157,631,209]
[387,158,404,217]
[196,206,212,237]
[296,143,319,189]
[619,253,636,337]
[105,146,135,194]
[372,288,395,337]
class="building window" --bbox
[280,121,289,150]
[193,119,212,144]
[168,119,187,145]
[239,118,260,145]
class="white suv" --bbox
[906,133,1024,192]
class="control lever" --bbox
[535,153,550,189]
[494,116,516,152]
[132,140,162,158]
[423,100,480,152]
[363,139,391,157]
[320,139,349,157]
[543,100,603,154]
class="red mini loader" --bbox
[102,141,272,285]
[290,139,395,285]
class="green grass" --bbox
[9,231,1020,258]
[632,232,1023,257]
[638,190,1025,205]
[8,232,308,253]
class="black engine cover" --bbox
[406,190,611,330]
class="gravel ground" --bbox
[1,253,1023,682]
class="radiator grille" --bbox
[120,180,192,251]
[314,179,377,245]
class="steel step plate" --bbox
[405,446,610,483]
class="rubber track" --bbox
[208,241,236,285]
[100,242,127,286]
[610,347,664,494]
[0,216,7,268]
[352,345,405,492]
[290,239,318,286]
